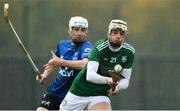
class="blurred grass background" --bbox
[0,0,180,110]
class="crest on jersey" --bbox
[122,56,127,63]
[85,48,91,53]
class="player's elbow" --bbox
[122,82,129,90]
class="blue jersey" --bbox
[47,39,92,101]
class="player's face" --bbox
[71,26,87,44]
[109,28,125,47]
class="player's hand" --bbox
[36,74,46,84]
[107,78,113,85]
[44,50,64,70]
[108,85,120,96]
[44,62,57,71]
[107,78,118,88]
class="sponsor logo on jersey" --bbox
[59,68,74,77]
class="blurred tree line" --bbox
[1,0,180,56]
[0,0,180,110]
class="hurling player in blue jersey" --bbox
[36,16,92,111]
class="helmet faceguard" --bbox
[108,19,128,52]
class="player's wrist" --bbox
[58,58,65,66]
[106,77,112,85]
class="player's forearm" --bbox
[118,78,129,90]
[117,68,132,90]
[86,61,110,84]
[87,71,110,84]
[61,59,88,69]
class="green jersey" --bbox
[70,39,135,96]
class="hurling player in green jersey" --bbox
[60,19,135,110]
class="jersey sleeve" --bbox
[124,51,135,68]
[88,45,101,62]
[81,42,93,59]
[55,41,61,57]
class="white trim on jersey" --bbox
[96,41,135,54]
[122,43,135,54]
[96,41,108,51]
[107,40,123,52]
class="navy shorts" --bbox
[38,93,63,110]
